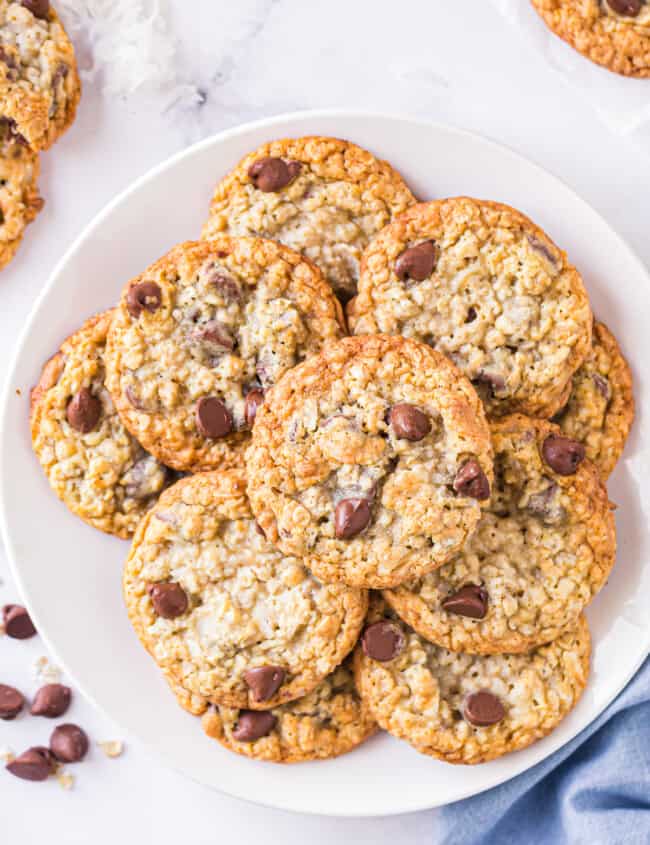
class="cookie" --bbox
[531,0,650,78]
[553,321,634,480]
[247,334,494,589]
[0,120,42,268]
[123,470,368,710]
[0,1,81,150]
[349,198,592,419]
[105,238,345,473]
[384,415,616,654]
[354,596,591,765]
[201,136,416,302]
[30,311,172,539]
[201,657,376,763]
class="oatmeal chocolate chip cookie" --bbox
[106,238,345,473]
[349,198,592,419]
[247,334,493,589]
[201,657,376,763]
[123,470,368,710]
[0,1,81,150]
[201,136,416,302]
[384,415,616,654]
[30,311,172,539]
[354,596,590,765]
[531,0,650,78]
[0,119,42,268]
[553,321,634,480]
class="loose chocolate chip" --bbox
[6,747,53,781]
[453,460,491,500]
[395,241,438,282]
[441,585,488,619]
[463,691,505,727]
[0,684,25,720]
[20,0,50,19]
[232,710,277,742]
[608,0,642,15]
[361,620,405,662]
[148,582,188,619]
[30,684,71,718]
[244,389,265,428]
[126,281,162,318]
[3,604,36,639]
[334,498,372,539]
[196,396,232,438]
[243,666,286,702]
[50,724,89,763]
[542,435,586,476]
[389,403,431,441]
[248,156,301,192]
[66,388,102,433]
[193,320,234,351]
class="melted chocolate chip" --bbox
[66,388,102,433]
[542,435,585,476]
[389,403,431,441]
[248,157,301,192]
[395,241,439,282]
[453,460,491,500]
[244,389,265,428]
[463,692,505,727]
[148,582,188,619]
[361,620,405,662]
[50,724,89,763]
[20,0,50,19]
[195,397,232,438]
[243,666,285,702]
[232,710,277,742]
[607,0,643,15]
[441,585,488,619]
[193,320,234,351]
[126,281,162,318]
[334,498,372,539]
[30,684,71,718]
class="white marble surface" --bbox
[1,1,649,842]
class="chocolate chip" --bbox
[466,307,478,323]
[123,457,166,500]
[3,604,36,639]
[193,320,234,351]
[50,724,89,763]
[463,692,505,727]
[395,241,438,282]
[542,435,585,476]
[453,460,491,500]
[126,281,162,318]
[593,373,610,400]
[607,0,642,15]
[195,396,232,438]
[30,684,71,718]
[473,370,506,397]
[389,403,431,441]
[208,271,240,303]
[254,521,266,538]
[334,498,371,539]
[0,684,25,720]
[527,234,558,265]
[361,620,405,662]
[147,582,188,619]
[244,389,265,428]
[232,710,277,742]
[6,747,53,781]
[441,585,488,619]
[526,481,566,524]
[243,666,286,702]
[248,157,301,192]
[66,387,102,433]
[20,0,50,19]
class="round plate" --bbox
[1,111,648,817]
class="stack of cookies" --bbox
[30,136,634,766]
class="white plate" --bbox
[1,111,648,817]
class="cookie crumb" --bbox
[15,388,21,396]
[57,770,74,790]
[0,746,15,764]
[33,656,62,684]
[98,740,124,758]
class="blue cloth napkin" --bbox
[437,656,650,845]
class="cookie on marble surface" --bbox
[105,238,345,473]
[349,197,592,419]
[354,596,591,765]
[531,0,650,78]
[201,136,416,302]
[123,470,368,710]
[553,321,634,480]
[384,415,615,654]
[247,334,493,589]
[30,311,172,539]
[0,118,42,268]
[0,1,81,150]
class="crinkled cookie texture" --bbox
[384,415,615,654]
[202,658,377,763]
[247,335,494,589]
[123,470,368,709]
[30,311,172,539]
[554,321,634,480]
[0,119,42,268]
[202,136,416,302]
[354,597,591,765]
[105,238,345,473]
[531,0,650,78]
[349,198,592,419]
[0,1,81,150]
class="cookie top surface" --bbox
[349,198,592,418]
[247,334,494,589]
[354,597,590,764]
[201,135,416,302]
[30,311,172,539]
[0,1,81,150]
[554,321,634,480]
[123,470,368,709]
[105,238,345,473]
[0,120,42,268]
[384,414,615,654]
[531,0,650,78]
[201,658,377,763]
